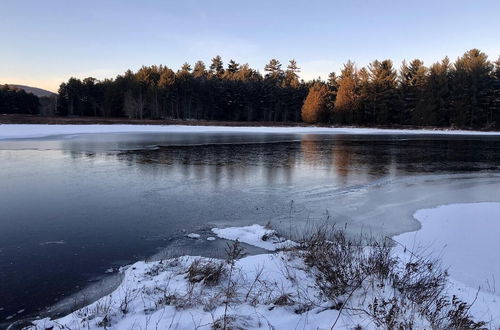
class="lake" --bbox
[1,129,500,325]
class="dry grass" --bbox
[295,225,487,329]
[186,259,226,286]
[28,224,489,330]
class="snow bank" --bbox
[212,224,297,251]
[24,208,500,329]
[394,203,500,293]
[393,203,500,327]
[1,124,500,140]
[28,253,353,330]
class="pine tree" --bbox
[0,85,39,115]
[399,59,427,124]
[356,67,370,124]
[193,61,207,78]
[284,59,300,88]
[227,60,240,74]
[301,82,330,123]
[135,66,161,118]
[417,58,451,126]
[491,57,500,127]
[209,56,224,78]
[64,77,84,116]
[334,61,358,123]
[368,59,398,125]
[327,72,338,90]
[451,49,493,128]
[263,59,285,121]
[177,63,193,118]
[264,59,284,82]
[158,66,176,118]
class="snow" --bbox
[186,233,201,239]
[206,236,216,241]
[1,124,500,140]
[394,203,500,293]
[393,202,500,327]
[28,253,354,330]
[212,224,297,251]
[24,204,500,329]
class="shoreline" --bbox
[2,123,500,142]
[2,114,500,133]
[6,173,500,328]
[16,203,500,329]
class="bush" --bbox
[295,225,487,328]
[186,259,225,286]
[301,226,392,300]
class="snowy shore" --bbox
[23,203,500,329]
[394,203,500,294]
[394,203,500,328]
[2,123,500,140]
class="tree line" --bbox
[56,57,307,122]
[303,49,500,129]
[2,49,500,129]
[0,85,39,115]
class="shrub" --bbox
[186,259,225,286]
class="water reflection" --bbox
[108,134,500,190]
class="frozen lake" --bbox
[1,126,500,324]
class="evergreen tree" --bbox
[450,49,493,128]
[327,72,338,90]
[334,61,358,123]
[177,63,194,118]
[301,82,330,123]
[263,59,285,121]
[325,72,338,121]
[193,61,207,78]
[209,56,224,78]
[368,59,398,124]
[123,70,144,119]
[264,59,284,82]
[158,66,176,118]
[284,59,300,88]
[356,67,371,124]
[226,60,240,74]
[418,58,451,126]
[399,59,427,124]
[491,57,500,127]
[0,85,39,115]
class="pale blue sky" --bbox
[1,0,499,91]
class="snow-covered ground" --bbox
[1,124,500,140]
[212,224,297,251]
[29,254,347,330]
[25,204,500,329]
[26,225,360,330]
[394,203,500,293]
[393,203,500,327]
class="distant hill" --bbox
[5,84,56,98]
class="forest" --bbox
[2,49,500,129]
[0,85,40,115]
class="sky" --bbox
[1,0,499,92]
